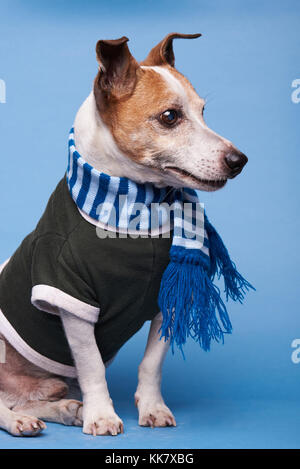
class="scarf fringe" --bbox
[205,218,255,303]
[158,248,232,353]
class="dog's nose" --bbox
[224,151,248,176]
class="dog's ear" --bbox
[94,36,140,106]
[141,33,201,68]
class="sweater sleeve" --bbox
[30,234,100,323]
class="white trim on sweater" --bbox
[31,284,100,324]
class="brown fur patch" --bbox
[0,334,68,407]
[94,64,203,162]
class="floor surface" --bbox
[0,399,299,449]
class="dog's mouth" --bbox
[164,166,227,189]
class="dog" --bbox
[0,33,248,437]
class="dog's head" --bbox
[93,34,248,191]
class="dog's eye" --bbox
[160,109,178,126]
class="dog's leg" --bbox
[0,397,46,436]
[60,310,123,436]
[13,399,83,427]
[135,312,176,427]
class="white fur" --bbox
[60,310,123,436]
[135,313,175,427]
[143,65,188,100]
[0,400,46,436]
[74,93,125,174]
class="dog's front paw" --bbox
[83,412,124,436]
[136,398,176,428]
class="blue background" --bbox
[0,0,299,449]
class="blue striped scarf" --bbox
[67,128,254,352]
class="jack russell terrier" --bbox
[0,33,250,437]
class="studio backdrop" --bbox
[0,0,299,449]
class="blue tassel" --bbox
[205,217,255,302]
[158,247,232,353]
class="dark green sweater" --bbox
[0,178,172,374]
